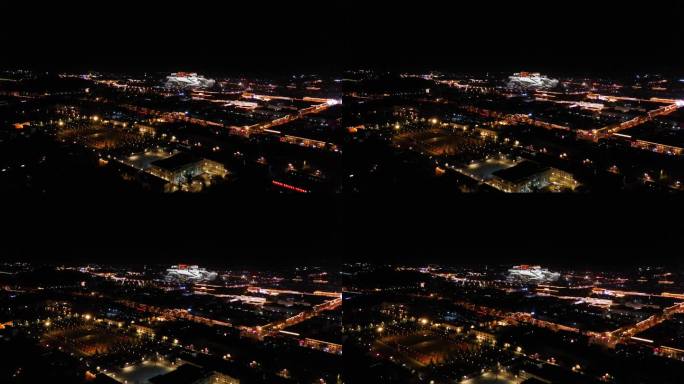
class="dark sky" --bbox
[1,195,681,266]
[3,1,683,73]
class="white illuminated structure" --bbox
[507,265,560,282]
[507,72,558,90]
[225,100,259,109]
[165,72,216,89]
[166,264,217,282]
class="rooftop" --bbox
[150,152,202,171]
[149,364,205,384]
[492,160,549,183]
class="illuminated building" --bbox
[469,329,496,343]
[196,372,240,384]
[299,338,343,355]
[489,160,577,192]
[165,72,216,89]
[224,295,267,305]
[508,265,560,282]
[507,72,559,90]
[166,264,218,282]
[224,100,259,109]
[147,152,228,185]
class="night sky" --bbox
[1,195,681,265]
[3,1,683,73]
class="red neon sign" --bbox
[272,180,308,193]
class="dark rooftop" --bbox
[93,373,122,384]
[149,364,206,384]
[492,160,549,183]
[150,152,202,171]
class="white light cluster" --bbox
[507,72,559,90]
[507,265,560,282]
[166,265,218,282]
[165,72,216,90]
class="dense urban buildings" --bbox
[1,69,683,193]
[344,263,684,384]
[1,2,682,382]
[2,260,684,383]
[0,262,342,384]
[1,68,683,380]
[2,66,683,382]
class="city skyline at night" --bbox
[2,68,684,194]
[2,1,683,383]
